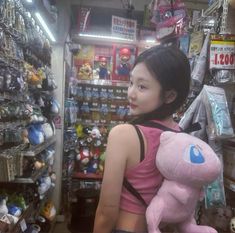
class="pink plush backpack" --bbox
[123,122,221,233]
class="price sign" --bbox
[210,39,235,70]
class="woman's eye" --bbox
[138,85,146,90]
[129,81,133,87]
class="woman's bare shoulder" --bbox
[108,123,136,139]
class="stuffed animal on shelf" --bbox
[146,132,222,233]
[78,63,93,80]
[230,217,235,233]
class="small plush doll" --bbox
[230,217,235,233]
[146,132,222,233]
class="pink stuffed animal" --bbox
[146,132,222,233]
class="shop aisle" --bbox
[52,222,71,233]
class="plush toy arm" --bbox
[170,183,191,205]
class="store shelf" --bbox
[22,136,56,157]
[77,79,129,87]
[73,172,103,180]
[0,120,28,130]
[10,202,35,233]
[0,92,27,102]
[13,165,48,184]
[224,177,235,192]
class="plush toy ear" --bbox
[160,131,177,144]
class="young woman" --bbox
[93,45,191,233]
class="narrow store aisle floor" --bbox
[52,222,70,233]
[52,221,92,233]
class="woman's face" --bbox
[128,62,163,116]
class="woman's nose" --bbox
[128,86,136,100]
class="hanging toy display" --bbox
[149,0,188,41]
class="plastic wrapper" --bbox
[179,92,207,140]
[149,0,188,40]
[191,32,210,85]
[204,172,226,208]
[202,85,234,139]
[213,69,235,84]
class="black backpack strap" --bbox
[122,125,147,206]
[123,177,147,207]
[133,125,145,162]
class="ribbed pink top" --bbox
[119,120,179,214]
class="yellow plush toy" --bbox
[41,201,56,221]
[78,63,93,80]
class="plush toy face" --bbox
[156,132,221,186]
[231,217,235,233]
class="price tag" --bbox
[20,218,27,232]
[210,39,235,70]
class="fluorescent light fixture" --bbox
[35,12,56,42]
[145,39,156,43]
[79,33,134,42]
[26,0,33,2]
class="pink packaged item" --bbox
[150,0,188,39]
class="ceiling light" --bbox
[26,0,33,2]
[35,12,56,42]
[79,33,134,42]
[145,39,156,43]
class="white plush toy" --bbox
[230,217,235,233]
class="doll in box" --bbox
[116,47,131,81]
[96,56,110,80]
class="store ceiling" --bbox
[70,0,210,33]
[70,0,209,11]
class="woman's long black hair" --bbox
[130,45,191,124]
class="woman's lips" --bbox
[130,104,138,109]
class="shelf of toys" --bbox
[64,41,138,184]
[0,0,59,232]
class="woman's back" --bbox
[115,120,179,232]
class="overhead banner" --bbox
[111,15,137,40]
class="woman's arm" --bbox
[93,124,135,233]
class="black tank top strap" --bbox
[132,125,145,162]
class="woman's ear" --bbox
[164,89,177,104]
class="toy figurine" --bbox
[146,131,221,233]
[78,63,93,80]
[231,217,235,233]
[97,57,110,80]
[0,197,8,215]
[117,47,131,81]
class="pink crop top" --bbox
[119,120,179,214]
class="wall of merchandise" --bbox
[0,0,59,232]
[63,0,235,232]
